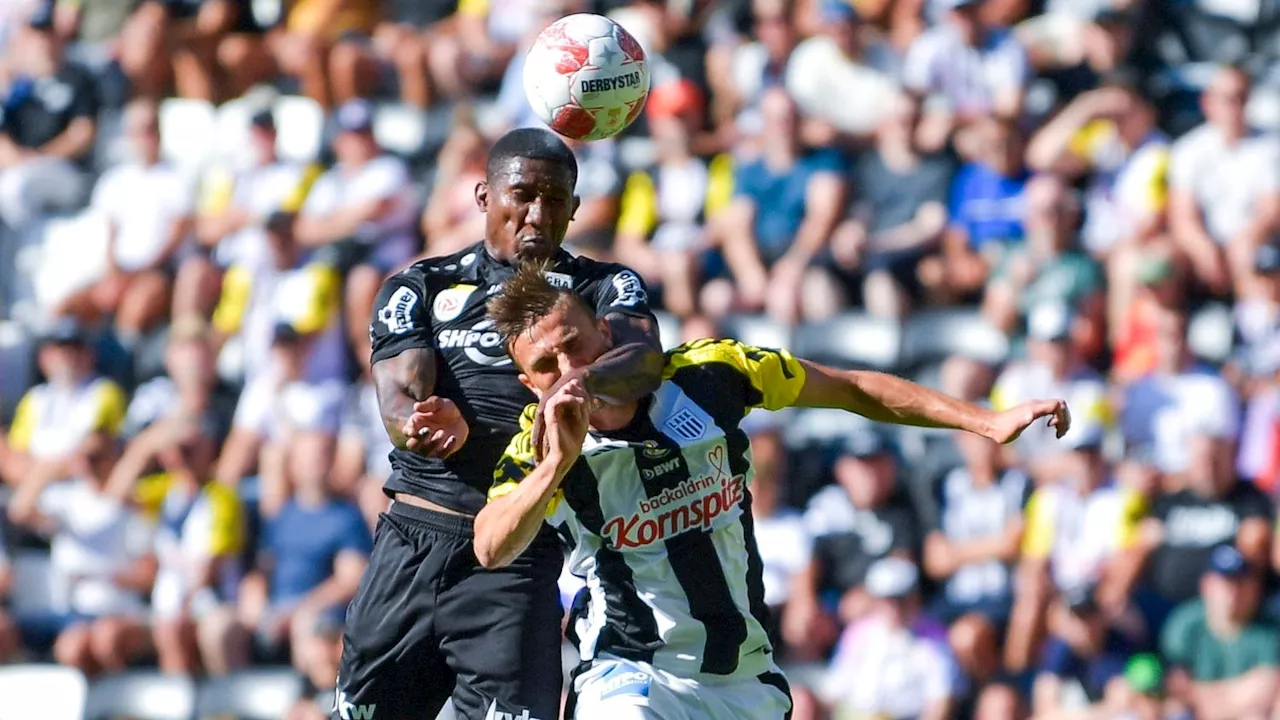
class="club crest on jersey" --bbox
[377,287,418,335]
[433,284,476,322]
[543,271,573,289]
[662,408,706,442]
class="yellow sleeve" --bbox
[7,391,35,452]
[1132,145,1170,213]
[212,265,253,335]
[283,263,341,335]
[704,153,735,218]
[93,380,127,436]
[205,481,244,557]
[1067,120,1114,161]
[198,166,236,216]
[1021,490,1054,559]
[279,163,323,214]
[1115,489,1147,550]
[616,171,658,238]
[457,0,487,15]
[489,404,563,516]
[663,338,807,411]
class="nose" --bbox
[525,196,545,227]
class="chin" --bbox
[514,239,557,263]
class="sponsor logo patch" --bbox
[376,287,418,335]
[432,284,476,322]
[598,667,652,700]
[609,270,646,307]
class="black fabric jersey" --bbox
[0,64,98,152]
[369,241,657,514]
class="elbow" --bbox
[473,539,512,570]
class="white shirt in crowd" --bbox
[1168,125,1280,244]
[753,508,811,608]
[210,161,308,269]
[91,161,196,271]
[301,155,418,265]
[786,36,899,135]
[902,25,1029,117]
[824,615,960,719]
[39,479,152,618]
[1147,371,1240,474]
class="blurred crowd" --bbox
[4,0,1280,718]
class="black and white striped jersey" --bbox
[490,339,808,681]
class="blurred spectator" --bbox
[420,109,489,258]
[2,320,126,488]
[918,425,1028,686]
[174,108,315,319]
[296,99,418,363]
[742,413,810,661]
[1017,4,1140,97]
[902,0,1029,151]
[820,557,961,720]
[0,3,95,231]
[327,0,458,109]
[1159,545,1279,720]
[427,0,547,101]
[919,116,1028,304]
[1025,77,1168,258]
[1005,423,1144,673]
[59,98,195,344]
[1120,311,1240,475]
[203,433,369,672]
[1168,65,1280,296]
[8,433,155,676]
[561,136,623,259]
[1234,241,1280,488]
[262,0,379,108]
[824,93,953,319]
[286,610,345,720]
[784,428,922,659]
[107,420,241,675]
[1126,429,1271,633]
[709,87,845,324]
[120,317,223,441]
[1111,249,1185,383]
[334,376,392,531]
[983,176,1105,341]
[991,301,1111,477]
[210,218,348,490]
[615,80,732,318]
[784,0,897,141]
[717,0,797,141]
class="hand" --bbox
[531,369,596,462]
[986,399,1071,444]
[542,378,591,469]
[403,397,470,458]
[830,221,868,270]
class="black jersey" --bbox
[369,241,657,514]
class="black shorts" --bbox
[334,501,565,720]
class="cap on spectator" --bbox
[335,99,375,134]
[1206,544,1249,578]
[1027,301,1073,342]
[819,0,858,23]
[840,427,890,459]
[1124,654,1164,696]
[39,317,88,346]
[1254,242,1280,274]
[647,79,703,121]
[28,2,54,31]
[865,557,919,599]
[250,108,276,131]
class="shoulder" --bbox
[1170,124,1215,158]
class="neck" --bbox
[294,485,329,508]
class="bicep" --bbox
[604,313,662,353]
[804,173,845,223]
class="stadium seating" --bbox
[0,664,87,720]
[83,671,197,720]
[718,314,791,354]
[159,98,218,172]
[272,96,326,165]
[195,668,305,720]
[792,312,902,371]
[899,308,1009,372]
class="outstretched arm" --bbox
[793,360,1070,443]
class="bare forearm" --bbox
[373,349,436,452]
[584,343,664,405]
[475,458,570,568]
[833,369,996,436]
[37,118,94,160]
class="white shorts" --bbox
[570,657,792,720]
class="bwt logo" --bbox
[484,699,543,720]
[335,690,376,720]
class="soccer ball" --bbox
[523,13,650,142]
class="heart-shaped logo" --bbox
[707,444,726,477]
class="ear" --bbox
[598,317,613,345]
[518,372,542,398]
[571,194,581,221]
[475,181,489,212]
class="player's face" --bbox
[478,157,580,263]
[511,300,612,397]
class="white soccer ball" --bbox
[522,13,651,142]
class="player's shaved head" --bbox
[486,128,579,187]
[488,261,589,350]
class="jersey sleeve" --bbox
[94,380,127,437]
[7,391,35,452]
[369,271,435,365]
[1020,489,1053,559]
[578,263,657,321]
[488,404,565,521]
[664,339,807,412]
